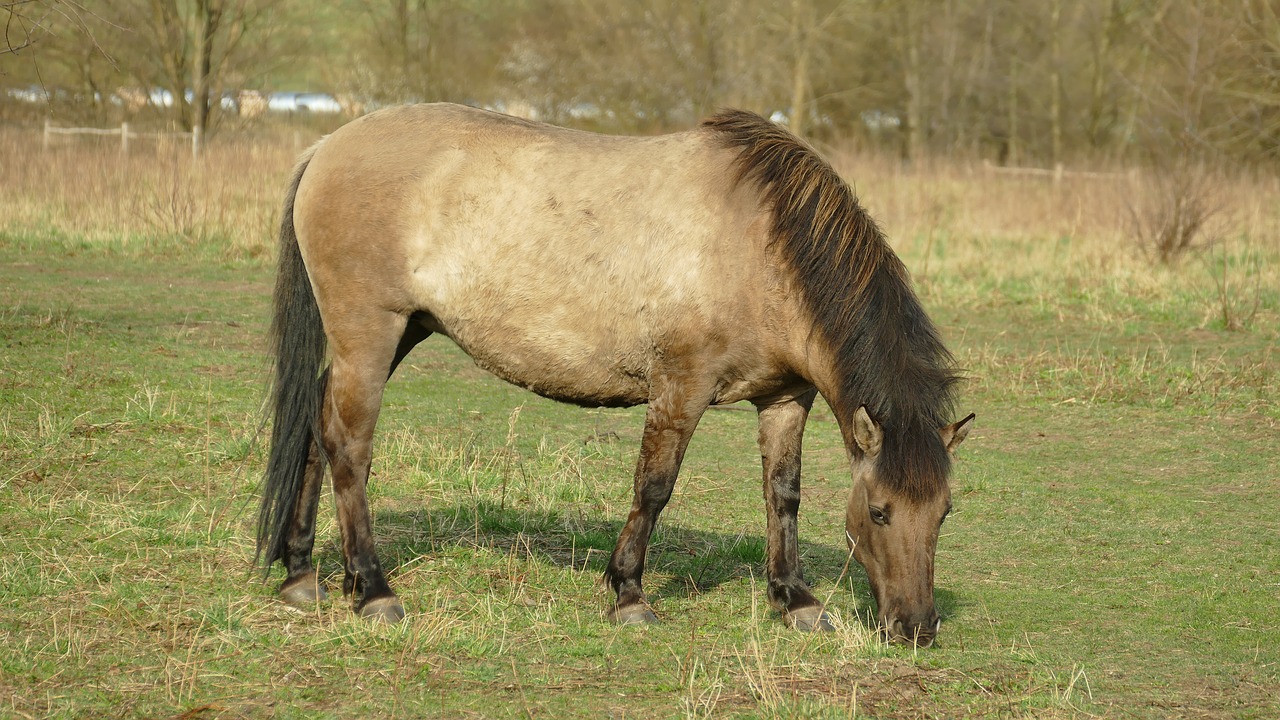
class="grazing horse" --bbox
[256,103,972,646]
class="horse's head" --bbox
[844,407,972,647]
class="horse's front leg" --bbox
[755,389,833,631]
[604,373,711,625]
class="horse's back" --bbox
[293,103,791,406]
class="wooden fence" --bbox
[981,159,1133,183]
[42,119,202,159]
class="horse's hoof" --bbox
[359,596,406,623]
[279,572,328,606]
[609,603,659,626]
[788,607,834,632]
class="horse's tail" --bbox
[257,144,328,571]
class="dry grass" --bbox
[1,126,301,257]
[831,149,1280,305]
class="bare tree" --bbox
[111,0,285,132]
[1232,0,1280,157]
[11,0,1275,162]
[12,0,292,132]
[3,0,55,56]
[336,0,519,111]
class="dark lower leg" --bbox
[605,471,676,610]
[330,461,402,624]
[327,404,401,619]
[764,481,819,613]
[332,463,394,604]
[757,392,823,619]
[279,443,328,604]
[604,384,707,622]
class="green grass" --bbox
[2,234,1278,719]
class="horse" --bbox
[256,103,973,647]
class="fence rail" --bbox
[981,159,1132,183]
[42,119,202,158]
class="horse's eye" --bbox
[869,506,889,526]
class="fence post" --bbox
[1053,162,1064,185]
[43,118,51,152]
[192,125,202,160]
[121,122,130,155]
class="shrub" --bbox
[1126,161,1225,266]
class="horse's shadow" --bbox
[315,500,966,627]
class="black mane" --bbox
[703,110,961,501]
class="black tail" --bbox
[257,147,327,571]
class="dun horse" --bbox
[257,103,972,646]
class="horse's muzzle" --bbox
[884,613,941,648]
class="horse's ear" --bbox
[853,406,883,457]
[940,412,975,453]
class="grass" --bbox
[1,126,1278,718]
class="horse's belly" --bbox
[410,235,691,407]
[441,320,653,408]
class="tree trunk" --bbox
[902,1,923,162]
[788,0,811,136]
[1088,0,1117,149]
[193,0,221,143]
[149,0,191,130]
[1049,0,1062,168]
[1007,59,1019,165]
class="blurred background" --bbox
[3,0,1279,166]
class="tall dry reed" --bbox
[829,148,1279,332]
[1,125,303,257]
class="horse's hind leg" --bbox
[279,427,329,605]
[605,371,712,625]
[277,317,429,610]
[321,310,409,622]
[755,389,833,631]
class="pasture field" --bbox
[2,127,1278,718]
